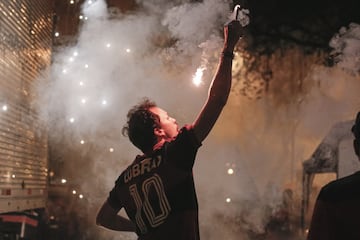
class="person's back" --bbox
[307,112,360,240]
[308,171,360,240]
[108,126,201,239]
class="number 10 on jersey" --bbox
[129,174,171,234]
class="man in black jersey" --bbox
[307,112,360,240]
[96,20,242,240]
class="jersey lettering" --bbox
[124,156,162,183]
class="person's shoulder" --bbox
[115,155,143,184]
[179,124,193,133]
[175,124,202,147]
[318,171,360,202]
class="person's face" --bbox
[149,107,179,140]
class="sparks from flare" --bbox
[192,67,205,87]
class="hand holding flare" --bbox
[226,4,250,27]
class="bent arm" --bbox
[193,21,242,142]
[96,200,136,232]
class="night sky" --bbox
[232,0,360,53]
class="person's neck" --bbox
[153,139,165,150]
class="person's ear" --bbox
[354,139,359,157]
[154,128,165,137]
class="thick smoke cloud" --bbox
[37,0,360,239]
[330,22,360,74]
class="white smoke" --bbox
[39,0,360,239]
[330,22,360,74]
[41,0,241,239]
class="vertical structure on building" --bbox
[0,0,54,213]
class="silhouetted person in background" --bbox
[307,112,360,240]
[95,20,242,240]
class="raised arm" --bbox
[192,20,242,142]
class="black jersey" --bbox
[108,125,202,240]
[307,171,360,240]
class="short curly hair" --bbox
[122,98,160,153]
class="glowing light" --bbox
[54,32,60,37]
[70,0,75,4]
[126,48,131,53]
[61,179,67,184]
[49,171,54,177]
[79,194,84,199]
[226,198,231,203]
[102,100,107,105]
[2,105,8,111]
[79,15,83,20]
[84,64,89,68]
[192,67,204,87]
[79,81,84,86]
[88,0,93,4]
[81,98,87,104]
[62,69,67,74]
[106,43,111,48]
[69,117,75,123]
[80,140,85,144]
[84,17,88,20]
[73,51,78,57]
[69,57,74,62]
[11,174,16,178]
[227,168,234,175]
[72,190,77,194]
[109,148,114,152]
